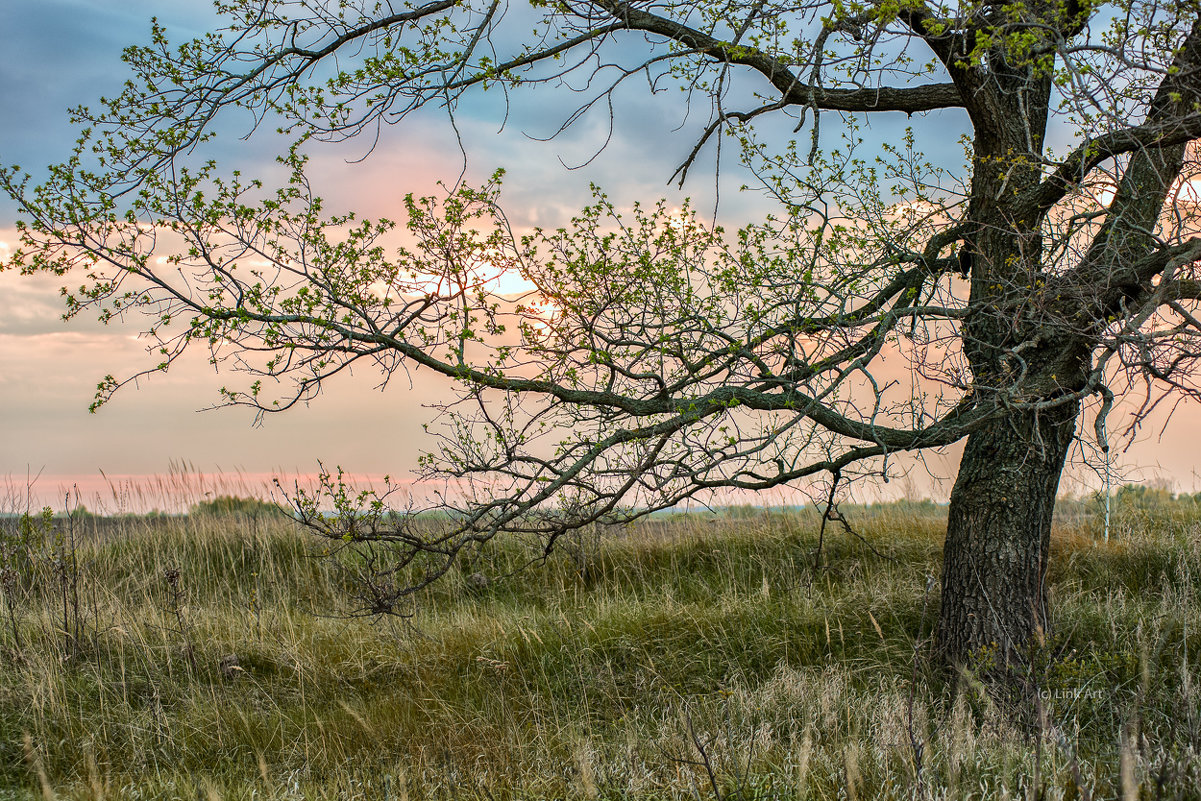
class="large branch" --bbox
[185,295,976,451]
[597,0,964,114]
[1036,112,1201,214]
[1065,18,1201,303]
[73,0,964,207]
[1162,278,1201,302]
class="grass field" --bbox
[1,488,1199,799]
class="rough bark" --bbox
[933,17,1201,676]
[936,401,1078,669]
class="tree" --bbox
[2,0,1200,674]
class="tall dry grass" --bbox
[0,484,1198,799]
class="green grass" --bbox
[0,497,1199,799]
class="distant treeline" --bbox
[3,484,1197,522]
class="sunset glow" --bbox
[2,0,1201,505]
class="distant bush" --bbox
[1112,483,1176,509]
[189,495,288,518]
[722,504,763,519]
[53,504,98,520]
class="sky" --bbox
[2,0,1200,511]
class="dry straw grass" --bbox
[0,478,1199,799]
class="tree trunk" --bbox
[936,400,1078,670]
